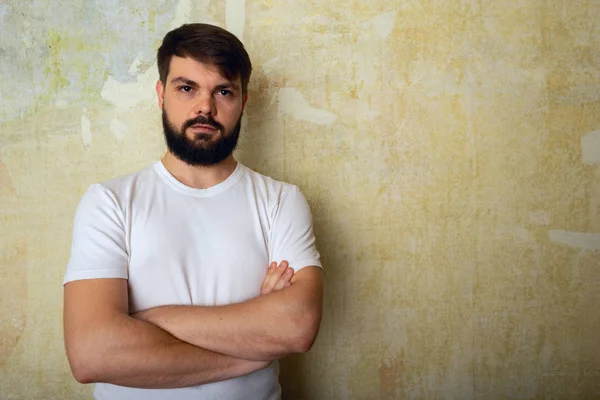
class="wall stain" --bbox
[0,238,27,369]
[44,29,70,93]
[0,156,16,197]
[379,353,404,399]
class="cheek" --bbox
[164,105,188,127]
[221,103,244,123]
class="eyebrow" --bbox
[170,76,240,91]
[170,77,198,87]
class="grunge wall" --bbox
[1,0,599,398]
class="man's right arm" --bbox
[64,278,268,389]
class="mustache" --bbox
[182,115,224,131]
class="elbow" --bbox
[294,333,317,353]
[66,341,103,384]
[71,366,96,385]
[291,311,321,353]
[68,355,97,384]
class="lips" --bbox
[190,124,218,132]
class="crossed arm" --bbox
[63,261,322,388]
[134,264,323,361]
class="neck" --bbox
[161,152,238,189]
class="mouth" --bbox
[189,124,219,133]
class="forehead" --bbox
[167,56,239,85]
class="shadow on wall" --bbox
[235,64,347,399]
[0,239,28,370]
[0,162,28,374]
[279,194,346,399]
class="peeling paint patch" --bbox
[362,12,396,38]
[101,67,157,109]
[128,52,145,76]
[549,230,600,251]
[169,0,192,29]
[581,129,600,165]
[110,119,129,140]
[278,88,337,125]
[101,0,194,110]
[81,109,92,146]
[226,0,246,41]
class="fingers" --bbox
[262,261,289,294]
[261,262,278,294]
[261,260,294,295]
[273,266,294,292]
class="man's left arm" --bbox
[135,185,323,361]
[136,265,322,361]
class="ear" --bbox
[241,92,249,112]
[156,80,165,109]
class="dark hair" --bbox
[157,23,252,94]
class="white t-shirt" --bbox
[64,161,322,400]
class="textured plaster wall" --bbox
[1,0,599,399]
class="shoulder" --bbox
[96,163,157,198]
[239,165,308,218]
[78,163,159,211]
[240,164,301,200]
[239,166,312,224]
[75,163,157,218]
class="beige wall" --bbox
[1,0,599,398]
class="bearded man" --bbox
[63,23,323,400]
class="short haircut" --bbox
[157,23,252,94]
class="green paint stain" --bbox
[149,10,157,31]
[41,29,108,100]
[44,29,70,92]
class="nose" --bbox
[194,92,215,116]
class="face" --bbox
[156,56,247,166]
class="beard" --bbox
[162,109,242,166]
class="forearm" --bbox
[141,281,322,361]
[67,314,266,388]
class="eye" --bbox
[179,85,194,93]
[218,89,233,96]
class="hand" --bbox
[260,261,294,295]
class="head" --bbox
[156,23,252,166]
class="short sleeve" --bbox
[269,185,322,272]
[63,184,129,285]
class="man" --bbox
[63,23,323,400]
